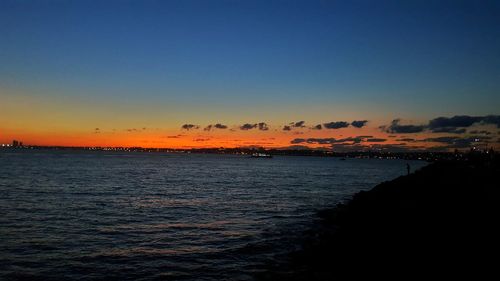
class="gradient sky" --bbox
[1,0,499,151]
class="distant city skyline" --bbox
[1,0,499,151]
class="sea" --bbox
[0,150,426,280]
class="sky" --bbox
[1,0,499,151]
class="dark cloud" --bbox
[258,122,269,131]
[385,119,426,134]
[181,124,199,130]
[382,115,500,135]
[351,120,368,128]
[283,125,292,131]
[214,123,228,129]
[194,138,210,142]
[323,121,350,129]
[431,127,466,134]
[366,138,387,142]
[308,138,341,144]
[291,138,306,144]
[167,135,183,138]
[428,115,500,132]
[428,115,482,129]
[483,115,500,128]
[205,123,228,130]
[290,136,374,145]
[240,123,257,130]
[290,138,336,145]
[469,130,492,135]
[311,124,322,130]
[423,136,460,144]
[290,121,305,128]
[239,122,269,131]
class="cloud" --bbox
[283,121,305,131]
[239,122,269,131]
[240,123,257,130]
[382,115,500,135]
[181,124,199,130]
[258,122,269,131]
[385,119,426,134]
[323,121,350,129]
[351,120,368,128]
[423,136,460,144]
[366,138,387,142]
[194,138,210,142]
[483,115,500,128]
[291,138,306,144]
[428,115,483,129]
[431,127,466,134]
[291,121,305,128]
[469,130,492,135]
[298,120,367,130]
[205,123,228,131]
[290,138,339,145]
[214,123,228,129]
[311,124,322,130]
[428,115,500,132]
[290,136,375,145]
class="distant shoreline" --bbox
[1,145,485,162]
[257,156,500,280]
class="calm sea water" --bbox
[0,150,426,280]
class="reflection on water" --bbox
[0,151,426,280]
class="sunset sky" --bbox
[1,0,499,151]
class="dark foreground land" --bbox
[258,156,500,280]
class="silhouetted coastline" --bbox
[0,144,479,162]
[257,154,500,280]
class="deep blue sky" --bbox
[1,0,500,119]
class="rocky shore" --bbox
[258,155,500,280]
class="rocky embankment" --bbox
[258,157,500,280]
